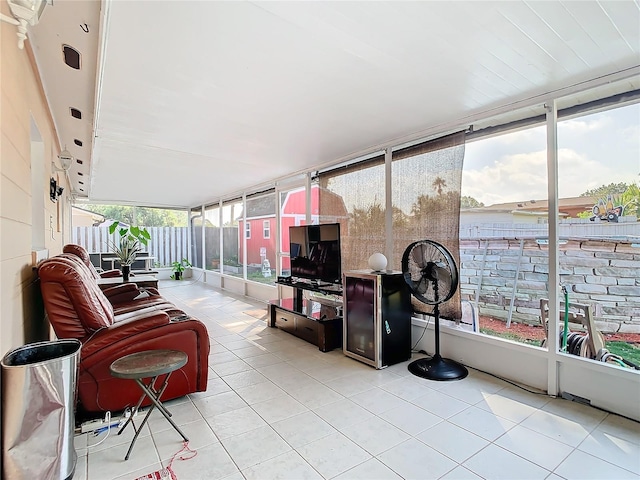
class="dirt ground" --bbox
[480,317,640,344]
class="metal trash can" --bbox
[2,339,81,480]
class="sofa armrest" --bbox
[101,283,141,302]
[104,284,169,306]
[140,287,161,296]
[81,312,170,364]
[113,303,178,320]
[77,316,210,413]
[99,269,122,278]
[103,284,164,305]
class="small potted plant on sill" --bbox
[171,258,192,280]
[108,222,151,282]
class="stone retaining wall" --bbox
[459,238,640,333]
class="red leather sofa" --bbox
[38,254,210,413]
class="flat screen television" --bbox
[289,223,342,285]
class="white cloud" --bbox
[462,103,638,205]
[559,116,611,134]
[621,124,640,145]
[462,150,548,205]
[462,147,630,205]
[557,148,605,197]
[493,126,545,145]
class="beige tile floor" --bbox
[74,281,640,480]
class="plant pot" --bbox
[121,264,131,282]
[174,271,182,280]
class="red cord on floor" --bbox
[134,442,197,480]
[166,441,198,480]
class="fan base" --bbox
[408,355,468,381]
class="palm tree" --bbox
[410,194,437,218]
[432,176,447,195]
[350,202,385,235]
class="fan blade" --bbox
[415,275,429,294]
[432,264,450,283]
[411,243,428,267]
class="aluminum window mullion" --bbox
[384,147,393,269]
[199,205,205,272]
[546,99,560,397]
[242,193,247,283]
[218,200,223,274]
[305,172,312,224]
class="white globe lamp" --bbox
[368,253,387,272]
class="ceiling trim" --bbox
[89,0,111,199]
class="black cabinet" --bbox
[343,270,412,369]
[269,282,343,352]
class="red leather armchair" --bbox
[38,255,209,413]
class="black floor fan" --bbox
[401,239,468,381]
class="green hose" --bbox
[611,357,627,368]
[562,285,569,352]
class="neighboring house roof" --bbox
[280,184,349,218]
[71,206,105,224]
[245,195,277,219]
[462,196,598,217]
[96,219,124,228]
[281,186,311,215]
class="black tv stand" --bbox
[278,278,342,292]
[270,280,343,351]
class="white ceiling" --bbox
[27,1,640,209]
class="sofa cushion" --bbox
[63,243,102,279]
[39,256,115,336]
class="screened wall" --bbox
[318,156,384,274]
[187,79,640,421]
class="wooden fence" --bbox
[191,226,239,269]
[72,226,189,267]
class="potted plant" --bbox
[108,222,151,281]
[171,258,192,280]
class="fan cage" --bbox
[401,240,458,305]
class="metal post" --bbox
[385,148,393,268]
[474,240,488,314]
[546,99,560,397]
[506,238,525,328]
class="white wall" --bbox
[1,9,70,354]
[411,319,640,421]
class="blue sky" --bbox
[462,102,640,206]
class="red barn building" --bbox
[238,186,348,275]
